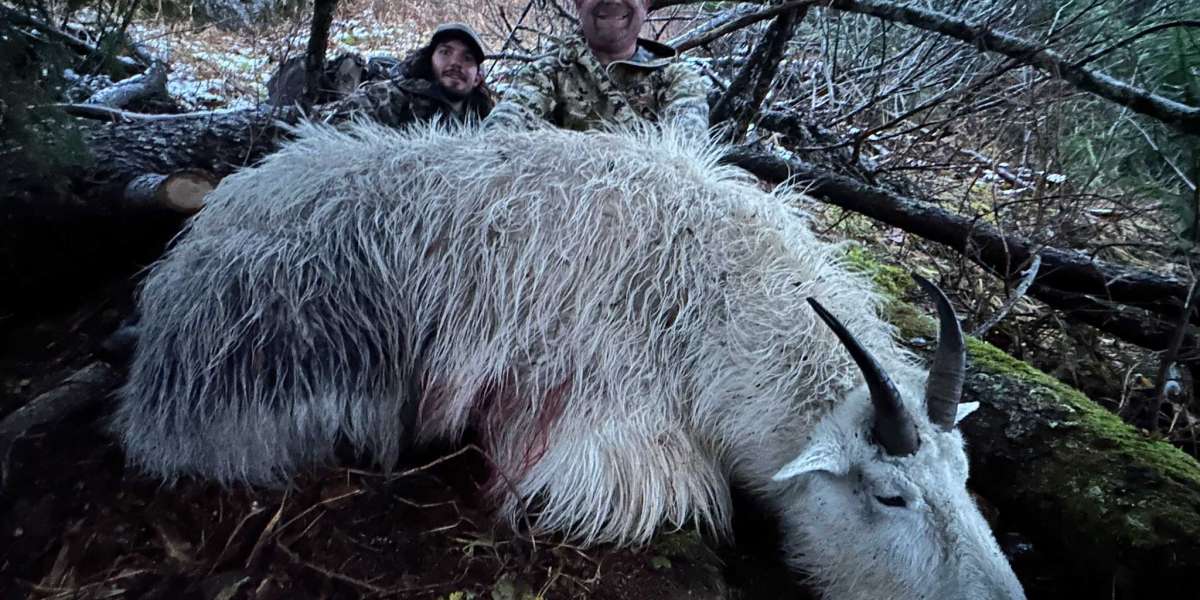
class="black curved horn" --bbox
[807,298,919,456]
[912,274,966,430]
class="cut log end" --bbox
[123,170,217,214]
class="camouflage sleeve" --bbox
[322,80,414,128]
[482,57,558,132]
[660,61,712,139]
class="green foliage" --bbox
[1055,0,1199,219]
[1163,154,1199,253]
[1159,27,1200,253]
[0,15,91,182]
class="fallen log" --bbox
[123,170,217,214]
[3,113,1199,594]
[86,61,169,109]
[11,90,1192,354]
[0,361,119,490]
[722,146,1194,328]
[9,95,1193,357]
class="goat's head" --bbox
[772,275,1025,600]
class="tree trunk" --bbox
[710,5,806,142]
[86,61,169,109]
[304,0,340,108]
[0,104,304,315]
[123,170,216,214]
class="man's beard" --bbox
[437,72,472,101]
[437,81,470,101]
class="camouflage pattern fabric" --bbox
[484,36,710,137]
[324,77,492,128]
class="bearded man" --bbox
[484,0,710,138]
[329,23,493,127]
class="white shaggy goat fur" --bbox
[112,122,1024,599]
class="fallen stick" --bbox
[123,170,217,214]
[0,361,119,490]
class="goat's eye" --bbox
[875,495,907,508]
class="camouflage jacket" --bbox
[484,36,710,137]
[325,77,492,128]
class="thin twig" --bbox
[244,491,288,569]
[972,254,1043,337]
[1146,276,1200,433]
[487,0,537,78]
[209,503,270,574]
[674,0,819,53]
[1073,20,1200,67]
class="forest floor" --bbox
[125,4,423,110]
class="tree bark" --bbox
[304,0,340,108]
[77,105,303,195]
[123,170,216,214]
[87,61,168,109]
[710,5,806,142]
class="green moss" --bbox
[651,530,716,562]
[842,244,915,301]
[841,243,934,336]
[966,337,1200,487]
[965,334,1200,564]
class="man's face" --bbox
[575,0,649,53]
[431,38,481,99]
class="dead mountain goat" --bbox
[112,122,1025,599]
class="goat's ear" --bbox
[954,401,980,426]
[772,442,849,481]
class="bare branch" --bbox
[672,0,819,53]
[712,6,808,141]
[656,0,1200,135]
[1074,19,1200,67]
[973,254,1043,337]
